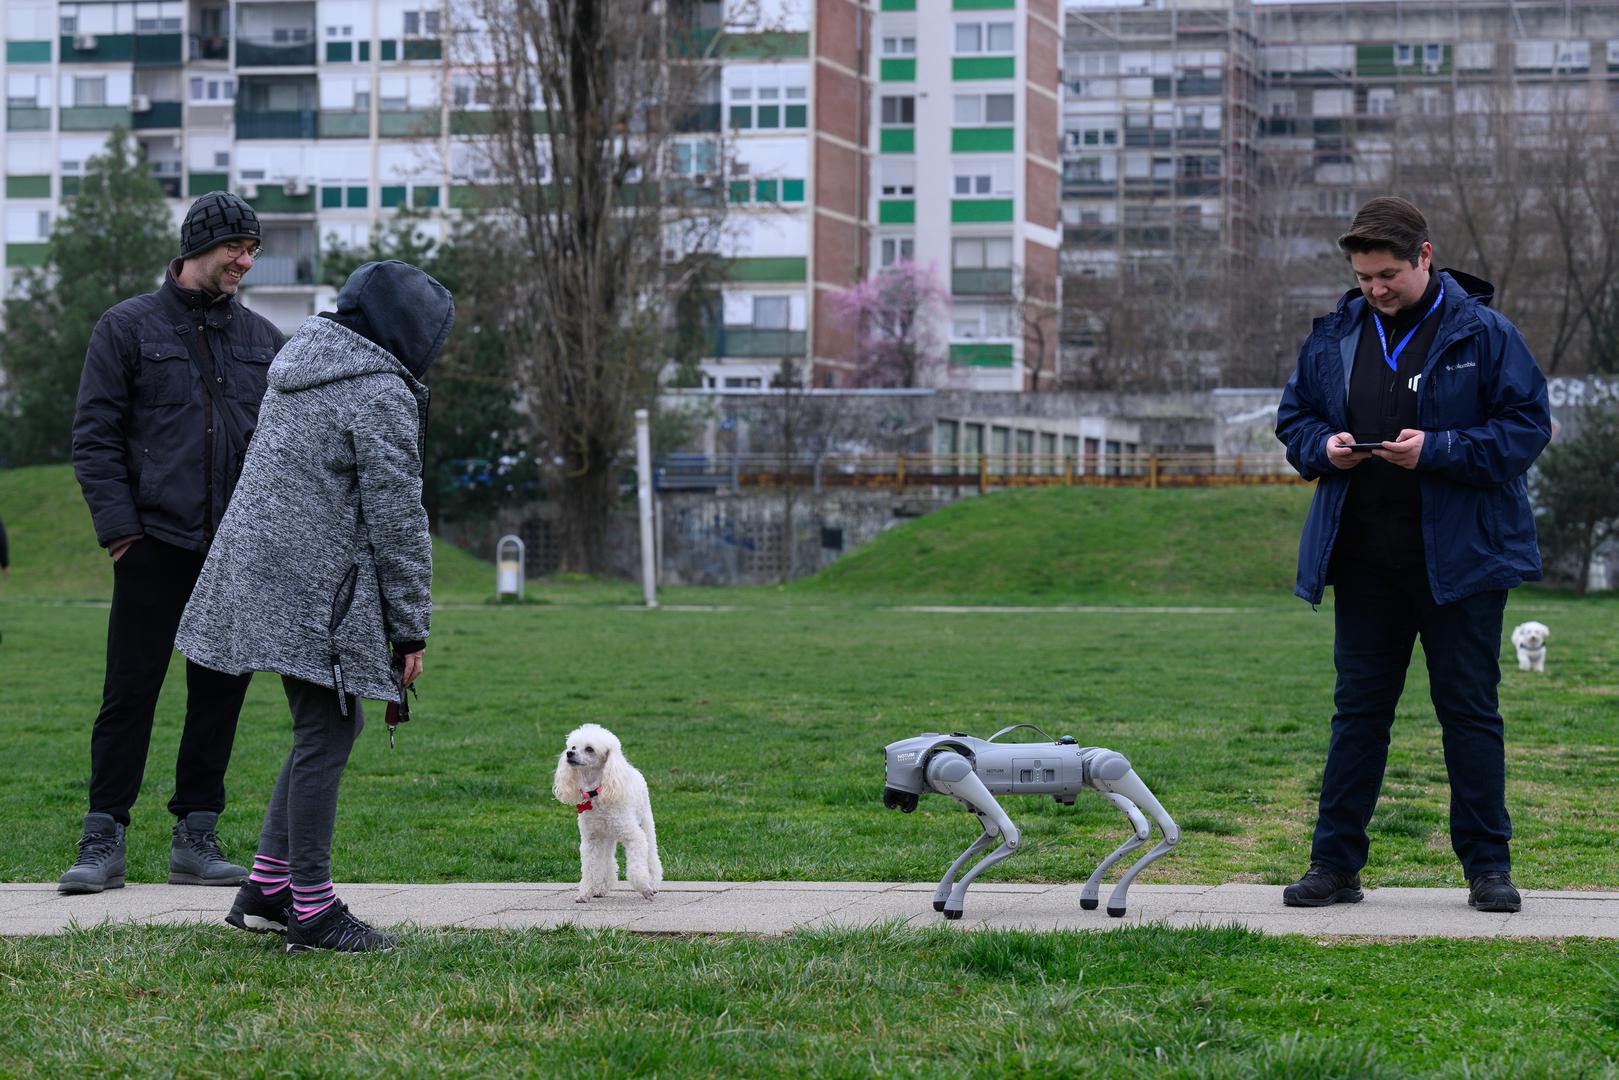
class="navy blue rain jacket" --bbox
[1275,269,1551,605]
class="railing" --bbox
[703,327,807,358]
[951,268,1014,296]
[235,38,316,66]
[654,452,1304,493]
[235,108,316,138]
[189,33,229,61]
[244,254,315,286]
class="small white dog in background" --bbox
[552,723,662,902]
[1511,621,1551,672]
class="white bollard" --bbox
[496,534,525,602]
[635,408,658,608]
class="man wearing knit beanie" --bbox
[63,190,286,895]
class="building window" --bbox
[882,35,916,56]
[955,22,1013,54]
[403,10,442,36]
[752,296,789,330]
[1394,44,1414,66]
[952,236,1012,270]
[880,236,914,265]
[73,77,106,107]
[880,95,914,126]
[880,161,915,197]
[953,92,1014,126]
[951,160,1012,197]
[189,77,235,103]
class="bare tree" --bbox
[453,0,731,571]
[1399,73,1619,375]
[1011,263,1059,392]
[760,358,851,584]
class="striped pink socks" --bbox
[292,881,337,920]
[249,854,290,896]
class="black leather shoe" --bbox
[1468,872,1521,913]
[225,882,294,936]
[1282,864,1363,907]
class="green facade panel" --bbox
[729,257,808,283]
[879,200,916,225]
[6,175,51,198]
[7,107,50,131]
[319,111,371,137]
[951,127,1014,152]
[1356,44,1394,76]
[131,101,183,128]
[61,34,135,62]
[6,243,50,268]
[880,0,917,9]
[402,38,442,61]
[6,40,52,63]
[189,173,230,196]
[134,34,181,64]
[880,58,916,82]
[781,179,804,202]
[952,56,1015,80]
[326,41,352,62]
[951,199,1014,223]
[252,188,316,213]
[952,0,1015,7]
[880,128,915,153]
[949,343,1013,367]
[719,31,809,59]
[412,185,440,208]
[380,185,407,208]
[60,106,131,130]
[321,186,343,208]
[379,109,440,137]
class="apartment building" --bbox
[1,0,1063,391]
[1060,0,1619,282]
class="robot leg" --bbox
[934,830,995,912]
[1094,765,1179,917]
[1079,792,1150,911]
[925,751,1022,920]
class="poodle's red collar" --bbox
[576,786,601,813]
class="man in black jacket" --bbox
[63,191,286,894]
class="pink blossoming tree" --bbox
[827,260,951,388]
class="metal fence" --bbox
[656,452,1303,493]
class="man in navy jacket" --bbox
[1275,197,1550,914]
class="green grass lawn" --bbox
[3,464,1617,1077]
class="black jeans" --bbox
[1311,557,1512,879]
[89,537,253,826]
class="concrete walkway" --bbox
[5,882,1618,939]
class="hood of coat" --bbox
[332,259,455,378]
[269,315,430,405]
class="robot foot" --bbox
[932,900,946,912]
[1080,898,1098,910]
[1106,905,1126,918]
[942,908,963,921]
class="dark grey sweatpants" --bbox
[256,675,364,886]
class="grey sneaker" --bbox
[58,812,127,894]
[169,811,248,886]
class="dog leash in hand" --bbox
[576,787,601,814]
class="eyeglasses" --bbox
[220,240,263,261]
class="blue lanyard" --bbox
[1372,283,1444,373]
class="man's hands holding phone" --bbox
[1326,430,1425,470]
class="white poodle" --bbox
[1510,621,1550,673]
[552,723,662,902]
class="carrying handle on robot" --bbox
[986,723,1054,744]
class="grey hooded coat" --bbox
[176,313,436,702]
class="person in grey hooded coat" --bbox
[177,259,453,953]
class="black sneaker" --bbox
[58,812,127,894]
[226,882,294,936]
[284,901,397,954]
[1468,872,1522,913]
[169,812,248,886]
[1282,864,1364,907]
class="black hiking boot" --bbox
[284,901,397,954]
[226,882,294,936]
[58,812,127,894]
[1282,864,1364,907]
[1468,872,1522,913]
[169,811,248,886]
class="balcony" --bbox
[675,102,722,133]
[378,109,441,137]
[245,253,315,286]
[7,107,50,131]
[132,101,184,128]
[235,38,315,67]
[318,111,370,137]
[951,268,1013,296]
[235,108,316,138]
[703,327,806,358]
[61,106,131,130]
[189,33,229,60]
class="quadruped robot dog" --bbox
[883,725,1179,919]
